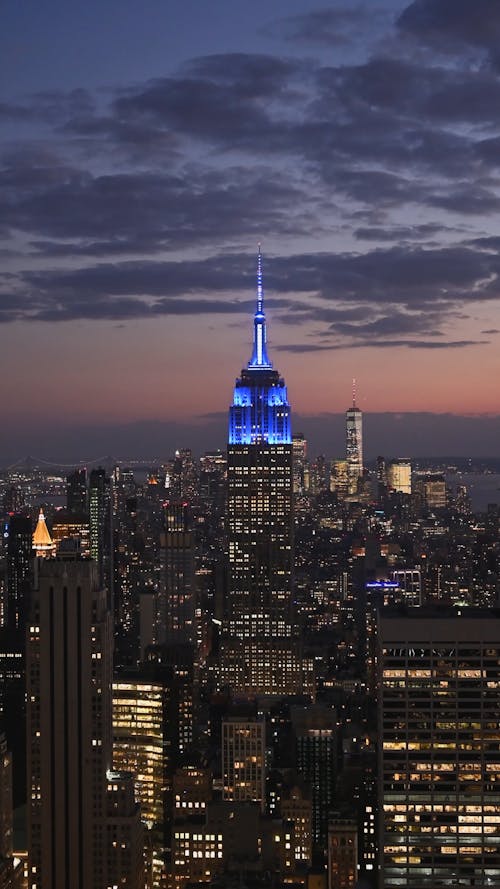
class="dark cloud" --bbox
[355,224,444,242]
[276,338,486,352]
[269,7,376,46]
[3,242,499,328]
[0,156,312,252]
[398,0,500,54]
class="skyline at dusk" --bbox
[3,0,500,460]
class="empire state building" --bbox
[221,249,314,699]
[227,247,293,618]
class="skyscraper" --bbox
[345,382,363,495]
[227,247,292,618]
[378,609,500,888]
[89,466,113,595]
[158,501,195,645]
[222,717,266,810]
[223,249,313,699]
[66,467,88,515]
[27,554,143,889]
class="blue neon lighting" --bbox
[228,247,291,444]
[248,246,272,369]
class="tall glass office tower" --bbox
[346,381,363,495]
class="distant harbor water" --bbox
[446,473,500,512]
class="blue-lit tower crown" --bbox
[228,247,291,445]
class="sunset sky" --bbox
[3,0,500,462]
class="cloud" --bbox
[398,0,500,55]
[1,156,313,253]
[276,339,486,353]
[2,242,499,332]
[268,6,384,46]
[354,224,444,242]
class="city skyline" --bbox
[3,0,500,460]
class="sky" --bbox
[3,0,500,462]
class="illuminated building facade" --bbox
[330,460,349,499]
[223,249,311,699]
[173,766,212,820]
[378,610,500,888]
[51,511,90,557]
[113,677,169,882]
[227,248,292,619]
[346,385,363,495]
[280,784,313,866]
[32,509,55,558]
[222,718,265,810]
[292,433,307,495]
[386,460,411,495]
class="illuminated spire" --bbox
[33,508,55,558]
[352,377,357,408]
[248,245,272,368]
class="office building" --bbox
[292,704,338,852]
[89,467,113,594]
[327,819,357,889]
[113,671,173,884]
[4,514,32,632]
[51,510,90,557]
[386,460,411,495]
[32,509,55,558]
[66,468,87,515]
[292,433,307,495]
[280,783,313,867]
[27,555,143,889]
[0,731,23,888]
[157,501,195,645]
[227,247,292,618]
[378,609,500,888]
[330,460,349,499]
[1,513,33,807]
[223,249,311,698]
[346,384,363,495]
[222,717,265,810]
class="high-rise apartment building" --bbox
[378,609,500,888]
[346,384,363,495]
[27,554,143,889]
